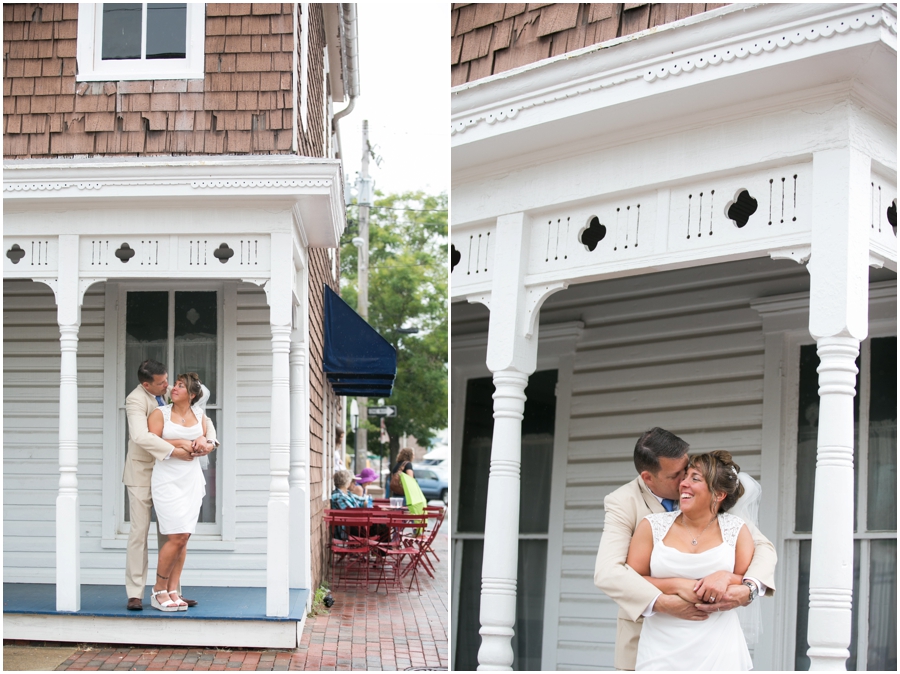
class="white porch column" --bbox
[805,148,870,670]
[266,231,293,616]
[289,327,311,591]
[478,213,540,671]
[54,234,82,612]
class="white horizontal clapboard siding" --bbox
[3,279,106,579]
[543,258,809,671]
[3,280,276,586]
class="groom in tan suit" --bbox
[594,428,777,670]
[123,359,217,610]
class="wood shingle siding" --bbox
[306,248,339,591]
[451,3,730,86]
[297,3,326,159]
[3,3,305,158]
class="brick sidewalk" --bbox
[47,531,448,671]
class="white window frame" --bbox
[76,3,205,82]
[100,281,236,551]
[753,281,897,671]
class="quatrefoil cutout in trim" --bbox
[726,189,758,228]
[115,243,135,262]
[580,216,607,252]
[213,243,235,263]
[6,244,25,264]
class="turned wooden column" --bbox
[805,147,870,670]
[478,213,539,671]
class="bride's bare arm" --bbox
[147,409,193,459]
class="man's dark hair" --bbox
[633,427,689,475]
[137,359,167,384]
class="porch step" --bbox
[3,584,309,649]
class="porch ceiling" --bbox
[2,155,346,248]
[451,3,897,182]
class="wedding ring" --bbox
[709,596,715,602]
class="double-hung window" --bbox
[76,3,205,81]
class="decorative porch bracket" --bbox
[477,212,562,670]
[805,147,870,670]
[266,232,293,617]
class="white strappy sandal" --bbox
[151,589,181,612]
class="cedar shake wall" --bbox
[451,3,730,85]
[3,3,301,157]
[297,3,326,158]
[307,247,338,591]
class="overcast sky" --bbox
[338,3,449,198]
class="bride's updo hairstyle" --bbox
[176,372,203,405]
[688,450,745,514]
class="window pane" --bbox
[520,371,557,534]
[125,291,168,396]
[867,337,897,532]
[174,291,217,406]
[146,3,187,59]
[510,539,548,671]
[198,409,218,524]
[457,377,494,533]
[867,539,897,671]
[795,344,860,533]
[454,539,548,671]
[102,4,142,60]
[457,371,557,534]
[795,539,861,670]
[454,539,484,672]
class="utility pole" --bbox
[354,120,370,475]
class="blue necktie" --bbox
[155,396,165,406]
[661,498,677,512]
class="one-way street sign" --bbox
[367,405,397,418]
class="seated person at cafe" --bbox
[331,469,393,543]
[331,469,373,510]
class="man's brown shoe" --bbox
[127,597,143,611]
[180,596,198,607]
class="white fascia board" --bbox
[3,156,346,248]
[451,3,896,162]
[323,3,346,103]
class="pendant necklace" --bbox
[679,513,717,546]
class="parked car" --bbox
[411,464,448,504]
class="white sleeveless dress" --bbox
[635,511,753,671]
[151,405,206,535]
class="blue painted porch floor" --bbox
[3,583,309,621]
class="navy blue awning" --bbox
[323,284,397,397]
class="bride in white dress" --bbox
[627,451,755,671]
[146,372,207,612]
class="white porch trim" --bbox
[3,157,344,615]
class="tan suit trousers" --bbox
[125,485,178,599]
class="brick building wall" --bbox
[451,3,729,85]
[2,3,324,157]
[307,248,339,591]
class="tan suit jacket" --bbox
[593,477,777,670]
[122,384,217,486]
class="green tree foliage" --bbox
[341,191,448,458]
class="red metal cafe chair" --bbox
[325,509,373,589]
[373,512,429,594]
